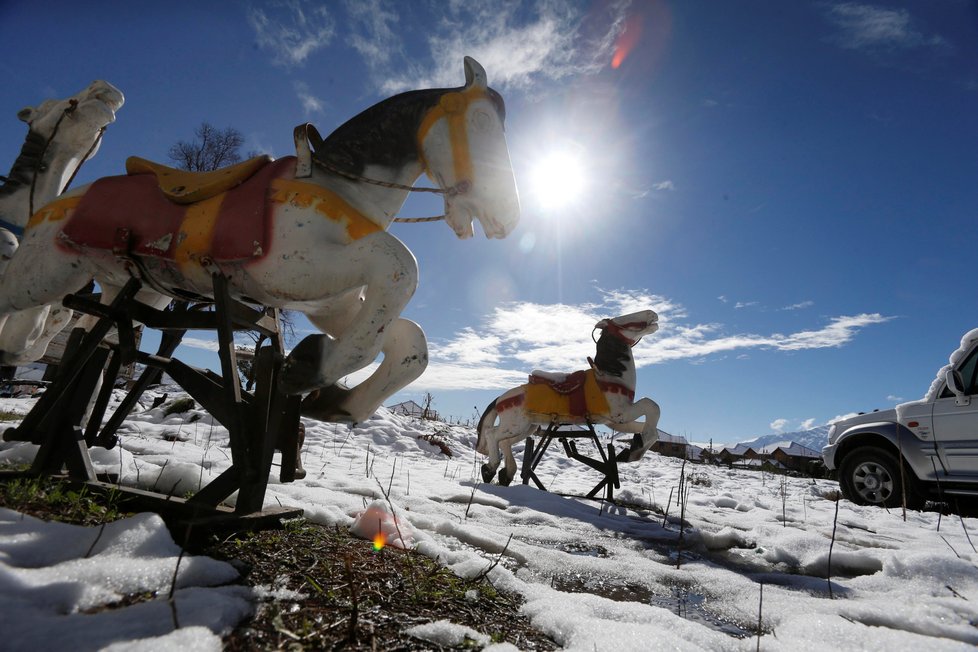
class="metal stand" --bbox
[520,422,621,502]
[1,274,304,529]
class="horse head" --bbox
[14,80,124,201]
[419,57,520,239]
[595,310,659,346]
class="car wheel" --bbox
[839,446,923,509]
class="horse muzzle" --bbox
[446,195,519,240]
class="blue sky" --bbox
[2,1,976,444]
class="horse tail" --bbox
[475,398,498,455]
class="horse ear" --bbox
[594,319,609,330]
[463,57,488,89]
[17,107,34,123]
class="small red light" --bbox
[908,421,919,428]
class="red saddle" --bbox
[59,157,296,263]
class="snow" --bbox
[897,327,978,421]
[3,387,978,650]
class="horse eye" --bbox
[472,110,492,132]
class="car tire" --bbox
[839,446,923,509]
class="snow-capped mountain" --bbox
[738,424,831,453]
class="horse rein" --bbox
[311,156,450,224]
[594,321,649,346]
[299,100,480,226]
[20,99,105,231]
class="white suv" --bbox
[823,329,978,508]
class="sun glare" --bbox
[530,149,587,211]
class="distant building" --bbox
[650,431,705,462]
[651,431,688,459]
[715,440,825,475]
[718,444,760,465]
[761,442,822,472]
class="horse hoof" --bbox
[481,463,495,483]
[280,334,332,395]
[497,468,514,486]
[300,384,353,422]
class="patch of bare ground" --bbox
[0,473,557,650]
[211,519,558,651]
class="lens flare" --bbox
[372,532,386,551]
[612,13,643,69]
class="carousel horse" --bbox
[0,80,125,363]
[0,57,519,425]
[476,310,661,486]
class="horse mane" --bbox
[0,129,46,197]
[593,328,630,377]
[314,85,506,177]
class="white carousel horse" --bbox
[0,80,125,363]
[0,57,519,424]
[476,310,661,486]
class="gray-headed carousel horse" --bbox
[477,310,661,485]
[0,57,519,424]
[0,80,124,362]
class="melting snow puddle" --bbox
[551,574,753,638]
[557,541,611,558]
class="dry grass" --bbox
[0,473,556,650]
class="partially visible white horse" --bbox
[0,80,125,362]
[0,58,519,424]
[476,310,661,485]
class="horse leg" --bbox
[614,397,661,462]
[0,305,55,365]
[300,318,427,423]
[279,234,418,395]
[0,252,92,364]
[480,423,533,485]
[480,424,504,483]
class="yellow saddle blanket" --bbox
[523,369,610,420]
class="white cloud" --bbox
[376,0,629,93]
[653,180,675,191]
[415,363,528,391]
[825,3,946,52]
[770,418,789,432]
[179,337,220,352]
[800,418,817,430]
[781,300,814,311]
[294,81,325,115]
[248,0,335,67]
[400,287,893,393]
[734,301,758,309]
[345,0,400,68]
[429,329,503,366]
[886,394,903,402]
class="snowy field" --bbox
[2,387,978,651]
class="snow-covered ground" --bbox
[2,387,978,651]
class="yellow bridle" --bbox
[417,87,487,192]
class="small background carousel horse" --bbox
[0,57,519,425]
[0,80,125,364]
[477,310,661,486]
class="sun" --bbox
[529,147,588,211]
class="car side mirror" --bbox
[945,369,971,406]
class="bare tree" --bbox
[421,392,436,421]
[167,123,299,357]
[167,122,244,172]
